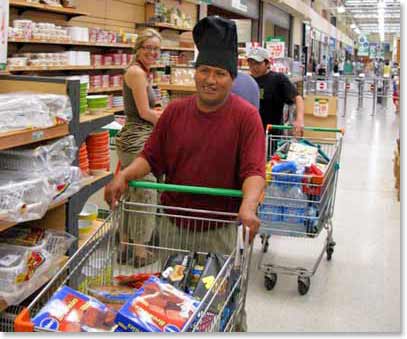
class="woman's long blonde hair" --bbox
[130,28,162,66]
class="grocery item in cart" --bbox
[192,253,229,314]
[161,253,193,291]
[88,285,136,311]
[287,142,318,169]
[115,276,200,332]
[32,285,117,332]
[115,272,160,290]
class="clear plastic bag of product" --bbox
[51,166,83,203]
[0,94,54,132]
[36,93,73,123]
[0,170,56,224]
[0,136,77,171]
[0,93,72,133]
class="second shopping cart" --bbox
[258,124,343,295]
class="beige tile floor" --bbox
[89,94,401,332]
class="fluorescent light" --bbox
[337,5,346,13]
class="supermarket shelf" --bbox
[80,110,115,124]
[78,109,118,146]
[81,171,112,190]
[151,64,167,68]
[108,106,124,113]
[10,0,89,19]
[156,83,196,92]
[161,46,195,52]
[8,38,133,49]
[136,22,192,32]
[87,86,123,94]
[78,219,105,249]
[0,123,69,151]
[7,65,126,72]
[0,199,67,233]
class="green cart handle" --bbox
[129,181,243,198]
[267,124,345,135]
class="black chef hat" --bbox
[193,16,238,78]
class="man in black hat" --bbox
[105,16,265,331]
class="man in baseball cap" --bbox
[247,46,305,136]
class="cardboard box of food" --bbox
[304,95,338,117]
[115,276,200,332]
[303,114,338,142]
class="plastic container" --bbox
[89,160,110,170]
[0,246,29,293]
[79,203,98,234]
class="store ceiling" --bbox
[343,0,400,38]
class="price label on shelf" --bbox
[32,131,45,141]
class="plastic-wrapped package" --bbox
[51,166,83,203]
[36,93,73,123]
[0,92,72,133]
[0,94,54,132]
[0,137,83,204]
[0,170,56,224]
[0,226,76,307]
[0,136,77,171]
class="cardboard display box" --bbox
[303,114,338,141]
[304,95,338,116]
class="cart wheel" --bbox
[297,277,310,295]
[326,241,336,261]
[262,239,269,253]
[264,274,277,291]
[326,247,334,261]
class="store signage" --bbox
[317,81,328,91]
[231,0,248,13]
[0,0,9,70]
[265,36,285,59]
[313,98,329,118]
[358,36,369,57]
[369,43,377,58]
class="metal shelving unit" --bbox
[0,74,114,257]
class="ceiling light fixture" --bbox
[337,5,346,13]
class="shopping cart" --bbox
[258,124,343,295]
[7,182,252,333]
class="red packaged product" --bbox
[32,286,117,332]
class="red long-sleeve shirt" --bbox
[140,93,265,215]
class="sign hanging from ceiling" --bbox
[358,35,369,56]
[231,0,248,12]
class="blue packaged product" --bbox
[115,276,200,332]
[272,161,297,174]
[32,285,117,332]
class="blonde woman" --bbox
[115,28,162,267]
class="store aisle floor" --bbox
[246,96,400,332]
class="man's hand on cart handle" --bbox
[238,201,260,243]
[293,119,304,137]
[104,172,127,210]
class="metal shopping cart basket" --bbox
[258,124,343,295]
[7,182,252,333]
